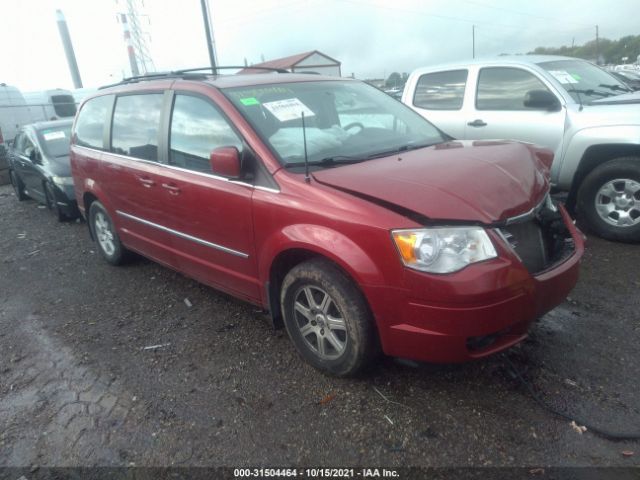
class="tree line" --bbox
[530,34,640,65]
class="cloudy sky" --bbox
[0,0,637,91]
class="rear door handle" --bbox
[467,119,487,127]
[161,182,181,195]
[138,176,155,187]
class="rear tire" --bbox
[10,170,28,201]
[280,258,378,377]
[577,157,640,243]
[89,201,129,265]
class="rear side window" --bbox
[111,94,163,161]
[476,67,549,110]
[169,94,242,173]
[75,95,113,150]
[413,70,468,110]
[51,95,77,117]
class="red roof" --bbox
[239,50,340,74]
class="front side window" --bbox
[111,94,163,161]
[413,70,468,110]
[223,80,445,167]
[476,67,550,110]
[169,94,242,173]
[75,95,113,150]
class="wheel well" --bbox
[83,192,99,240]
[267,249,319,328]
[568,144,640,211]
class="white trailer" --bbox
[22,88,77,122]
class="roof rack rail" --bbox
[174,66,290,74]
[99,65,289,89]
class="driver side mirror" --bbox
[524,89,561,111]
[28,148,42,164]
[210,146,241,179]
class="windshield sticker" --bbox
[43,130,66,141]
[548,70,578,84]
[262,98,316,122]
[240,97,260,106]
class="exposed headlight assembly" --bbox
[391,227,497,274]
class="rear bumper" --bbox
[366,205,584,363]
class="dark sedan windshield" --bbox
[538,59,632,103]
[224,80,445,166]
[37,124,72,157]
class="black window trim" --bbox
[412,69,469,111]
[474,66,554,112]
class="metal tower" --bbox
[116,0,156,76]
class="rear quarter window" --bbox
[413,70,468,110]
[74,95,114,150]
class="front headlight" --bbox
[391,227,497,274]
[52,176,74,186]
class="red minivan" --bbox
[70,70,584,376]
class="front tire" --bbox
[280,258,378,376]
[44,181,67,222]
[10,170,28,201]
[577,157,640,243]
[89,201,129,265]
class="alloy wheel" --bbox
[293,285,348,360]
[94,211,116,256]
[595,178,640,227]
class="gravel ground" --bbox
[0,183,639,468]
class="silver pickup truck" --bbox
[402,55,640,242]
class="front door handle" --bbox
[138,176,155,188]
[467,119,487,127]
[161,183,181,195]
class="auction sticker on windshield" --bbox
[43,130,67,141]
[263,98,315,122]
[548,70,578,84]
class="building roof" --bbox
[240,50,340,74]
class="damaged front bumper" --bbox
[364,200,585,364]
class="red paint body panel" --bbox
[70,76,585,365]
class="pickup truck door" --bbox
[405,69,469,139]
[463,66,566,156]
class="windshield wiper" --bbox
[598,83,631,92]
[566,88,612,98]
[282,156,364,168]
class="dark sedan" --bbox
[8,119,78,220]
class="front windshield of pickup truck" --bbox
[224,80,446,167]
[538,59,632,104]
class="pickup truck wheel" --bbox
[280,258,377,377]
[89,201,129,265]
[577,157,640,242]
[10,170,28,201]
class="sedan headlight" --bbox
[52,176,74,186]
[391,227,497,274]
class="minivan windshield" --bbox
[538,59,632,103]
[224,80,446,167]
[37,124,72,157]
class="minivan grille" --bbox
[499,198,575,275]
[500,220,548,273]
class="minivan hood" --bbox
[312,141,550,224]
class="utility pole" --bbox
[595,25,600,64]
[200,0,217,71]
[472,25,475,59]
[55,9,83,88]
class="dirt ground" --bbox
[0,183,639,469]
